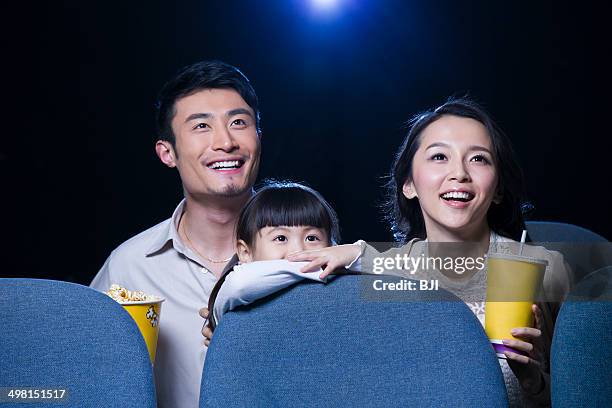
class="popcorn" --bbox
[106,284,159,303]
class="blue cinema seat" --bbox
[526,221,609,283]
[201,274,508,407]
[525,221,607,243]
[0,279,156,408]
[551,266,612,407]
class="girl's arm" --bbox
[286,241,366,278]
[212,260,327,326]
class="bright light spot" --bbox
[312,0,338,11]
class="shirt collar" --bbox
[146,199,186,256]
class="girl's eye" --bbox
[470,154,490,164]
[306,235,321,242]
[273,235,287,242]
[430,153,447,161]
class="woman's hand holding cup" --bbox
[504,304,546,394]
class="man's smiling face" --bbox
[165,88,260,199]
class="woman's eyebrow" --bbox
[425,142,449,150]
[425,142,492,155]
[468,145,493,154]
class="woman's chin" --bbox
[431,216,485,237]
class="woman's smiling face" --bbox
[403,114,499,239]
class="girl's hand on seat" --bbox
[287,243,363,279]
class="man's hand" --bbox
[199,307,213,346]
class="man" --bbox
[91,60,261,407]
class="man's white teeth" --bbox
[441,191,472,200]
[209,160,241,169]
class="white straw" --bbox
[519,229,527,255]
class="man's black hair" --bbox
[156,60,261,146]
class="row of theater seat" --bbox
[200,268,612,407]
[1,222,610,407]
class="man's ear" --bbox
[402,180,418,199]
[155,140,177,168]
[236,240,253,263]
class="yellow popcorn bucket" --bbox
[121,298,165,363]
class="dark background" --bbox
[2,0,607,284]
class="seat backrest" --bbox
[526,221,610,283]
[526,221,607,243]
[0,279,156,407]
[551,267,612,407]
[201,274,508,407]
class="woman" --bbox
[289,97,572,406]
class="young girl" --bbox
[288,97,572,407]
[203,180,359,331]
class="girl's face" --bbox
[237,226,329,263]
[403,115,499,239]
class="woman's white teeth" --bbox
[210,160,241,169]
[441,191,472,200]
